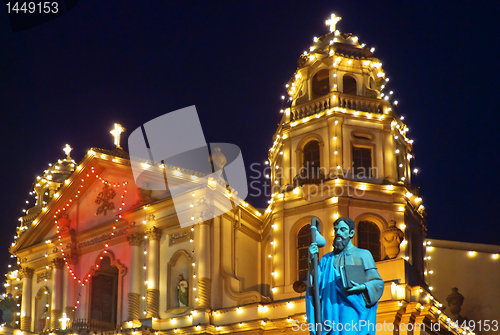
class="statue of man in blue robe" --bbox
[306,217,384,335]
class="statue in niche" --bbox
[176,274,189,307]
[0,294,19,327]
[40,306,49,331]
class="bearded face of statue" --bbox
[333,221,354,252]
[334,235,350,250]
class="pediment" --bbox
[11,152,169,253]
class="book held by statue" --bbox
[340,265,367,289]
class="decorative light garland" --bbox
[270,221,277,297]
[53,165,129,310]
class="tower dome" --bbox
[270,14,415,192]
[265,14,425,286]
[15,145,77,240]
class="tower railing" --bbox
[290,92,387,121]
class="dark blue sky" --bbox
[1,1,499,275]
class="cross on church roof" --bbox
[110,123,125,149]
[325,13,342,33]
[63,144,73,159]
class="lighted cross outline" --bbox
[63,144,73,159]
[110,123,125,148]
[59,313,70,330]
[325,13,342,33]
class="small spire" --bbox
[325,13,342,33]
[110,123,125,149]
[63,144,73,159]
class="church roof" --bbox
[90,146,130,160]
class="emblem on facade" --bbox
[169,230,194,246]
[37,271,51,283]
[95,184,116,215]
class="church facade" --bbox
[3,14,490,335]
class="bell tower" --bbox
[264,14,427,301]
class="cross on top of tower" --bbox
[63,144,73,159]
[110,123,125,149]
[325,13,342,33]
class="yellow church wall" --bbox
[425,239,500,327]
[236,229,260,293]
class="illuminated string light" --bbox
[53,165,129,310]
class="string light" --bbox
[7,19,434,332]
[52,165,129,311]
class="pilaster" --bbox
[146,227,160,318]
[20,267,33,332]
[197,220,212,309]
[51,258,64,329]
[127,232,143,320]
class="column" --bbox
[127,232,143,320]
[64,255,78,321]
[146,227,161,318]
[50,258,64,329]
[20,267,34,331]
[197,220,211,309]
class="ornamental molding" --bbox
[146,226,162,241]
[169,229,194,246]
[19,267,34,279]
[128,232,144,246]
[37,271,51,283]
[52,258,65,269]
[88,250,127,277]
[77,227,127,248]
[95,184,116,215]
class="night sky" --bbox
[1,1,499,279]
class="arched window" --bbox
[303,141,320,168]
[357,221,381,261]
[343,74,357,95]
[311,69,330,97]
[297,224,312,282]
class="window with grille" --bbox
[297,224,312,282]
[343,75,357,95]
[303,141,320,168]
[352,146,372,177]
[357,221,381,261]
[90,257,118,326]
[311,70,330,97]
